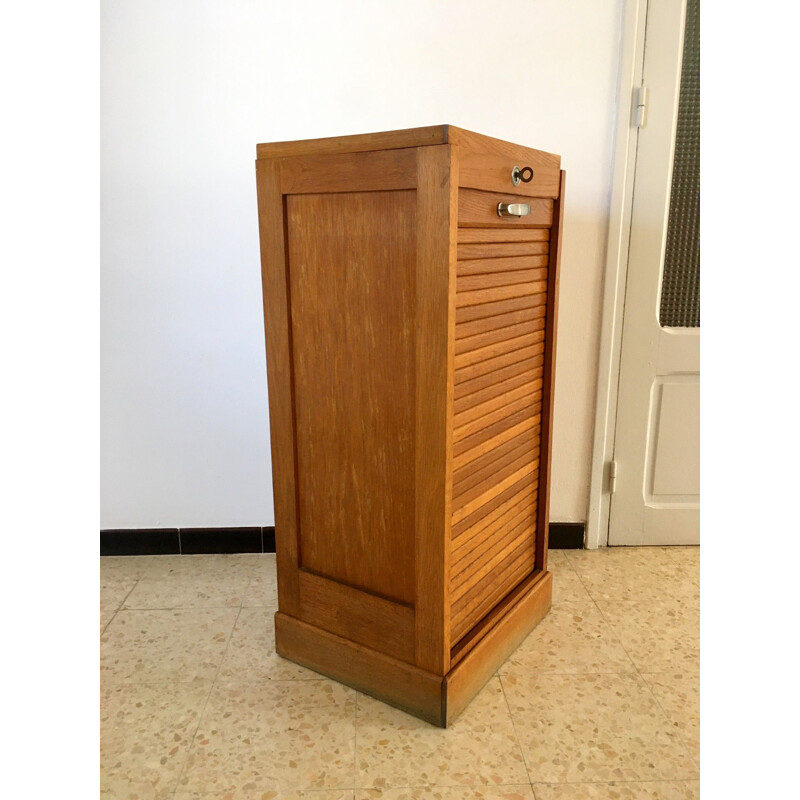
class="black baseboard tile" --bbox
[180,527,263,554]
[101,523,581,557]
[100,528,180,556]
[100,526,277,556]
[548,522,585,549]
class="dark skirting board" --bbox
[100,524,582,555]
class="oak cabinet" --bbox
[255,125,564,726]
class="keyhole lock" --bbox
[511,165,534,186]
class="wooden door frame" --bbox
[586,0,687,548]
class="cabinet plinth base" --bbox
[274,570,552,727]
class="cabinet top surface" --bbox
[256,125,560,164]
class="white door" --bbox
[609,0,700,546]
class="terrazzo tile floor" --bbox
[100,547,699,799]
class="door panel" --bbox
[649,377,700,498]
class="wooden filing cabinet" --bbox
[255,125,564,726]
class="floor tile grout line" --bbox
[172,603,244,794]
[101,573,146,633]
[239,563,260,609]
[497,673,537,789]
[498,669,644,677]
[100,607,117,637]
[576,559,700,773]
[500,666,691,788]
[636,671,700,772]
[531,777,701,786]
[587,587,646,680]
[563,553,701,768]
[576,558,697,680]
[565,554,642,676]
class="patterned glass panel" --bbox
[659,0,700,328]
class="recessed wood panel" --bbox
[298,570,415,663]
[286,191,417,605]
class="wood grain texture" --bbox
[445,571,552,724]
[255,159,300,616]
[413,145,456,675]
[454,330,545,373]
[454,355,545,402]
[452,497,537,567]
[458,241,549,260]
[453,389,541,442]
[456,268,548,293]
[456,280,547,309]
[257,125,448,159]
[453,402,539,459]
[455,292,547,326]
[275,612,446,726]
[455,317,546,359]
[453,447,539,512]
[453,417,540,474]
[286,190,417,605]
[454,342,545,388]
[457,254,549,276]
[453,368,543,417]
[448,125,561,199]
[452,471,538,540]
[453,427,539,496]
[455,303,547,342]
[458,227,550,244]
[452,462,539,525]
[451,545,536,641]
[297,570,415,664]
[280,148,417,194]
[459,188,553,228]
[453,455,539,527]
[535,170,566,573]
[452,518,537,597]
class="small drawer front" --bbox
[459,188,553,228]
[458,148,560,199]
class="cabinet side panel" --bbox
[285,191,417,605]
[256,159,300,615]
[413,145,457,675]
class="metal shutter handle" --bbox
[497,202,531,218]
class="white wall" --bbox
[101,0,624,529]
